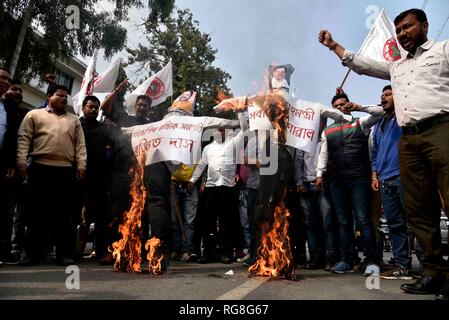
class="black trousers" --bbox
[144,162,172,265]
[399,121,449,276]
[252,145,295,261]
[25,163,76,261]
[76,174,108,258]
[0,152,18,260]
[202,185,239,258]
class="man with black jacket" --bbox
[0,68,16,264]
[316,92,383,275]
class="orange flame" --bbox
[249,194,295,280]
[112,156,147,273]
[215,88,232,104]
[254,93,289,144]
[145,236,164,275]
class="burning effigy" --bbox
[215,79,297,280]
[111,90,241,275]
[111,155,150,273]
[248,94,296,280]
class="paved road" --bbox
[0,258,434,301]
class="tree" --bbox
[126,8,234,120]
[0,0,175,81]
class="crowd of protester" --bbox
[0,7,447,300]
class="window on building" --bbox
[55,69,74,94]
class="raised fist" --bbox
[318,30,334,48]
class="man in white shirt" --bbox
[188,113,247,264]
[319,8,449,300]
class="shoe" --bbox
[306,258,325,270]
[331,261,354,274]
[180,252,191,262]
[435,279,449,300]
[189,253,198,262]
[401,274,443,294]
[55,257,75,266]
[198,256,215,264]
[243,259,255,267]
[220,255,233,264]
[380,266,413,280]
[364,264,380,277]
[324,257,337,272]
[18,257,40,266]
[386,257,396,265]
[411,269,424,280]
[2,255,20,265]
[294,259,307,268]
[99,253,114,265]
[234,250,246,260]
[352,263,362,273]
[170,251,181,261]
[237,254,251,263]
[379,260,396,272]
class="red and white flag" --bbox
[72,49,98,114]
[126,59,173,115]
[92,58,121,92]
[358,9,405,62]
[72,56,121,115]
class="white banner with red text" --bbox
[130,116,238,166]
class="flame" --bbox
[249,191,295,280]
[112,155,147,273]
[214,88,232,104]
[145,236,164,274]
[253,93,289,144]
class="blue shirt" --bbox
[371,113,402,181]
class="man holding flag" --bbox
[319,8,449,300]
[71,54,121,116]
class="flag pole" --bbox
[340,68,351,88]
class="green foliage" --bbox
[0,0,174,82]
[147,0,175,22]
[127,8,234,120]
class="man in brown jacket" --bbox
[17,84,87,266]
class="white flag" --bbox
[72,49,98,115]
[358,9,405,62]
[126,59,173,115]
[92,58,121,92]
[71,57,121,115]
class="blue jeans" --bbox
[171,184,198,253]
[330,177,379,265]
[380,175,411,268]
[299,182,337,260]
[239,189,250,250]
